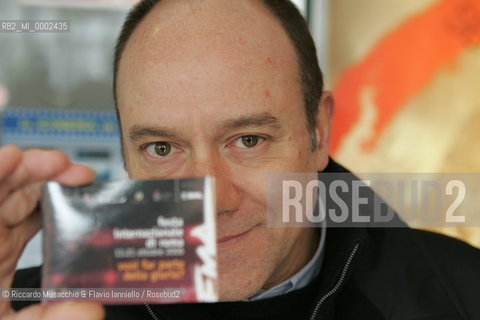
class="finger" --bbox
[10,210,41,253]
[0,183,42,228]
[0,145,22,182]
[4,149,90,192]
[19,209,41,243]
[0,211,41,282]
[0,149,95,203]
[5,302,105,320]
[0,150,68,203]
[52,164,96,187]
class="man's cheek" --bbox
[217,229,271,267]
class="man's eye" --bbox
[145,142,173,157]
[234,135,264,148]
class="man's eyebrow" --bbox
[220,113,281,130]
[128,113,281,141]
[129,126,177,141]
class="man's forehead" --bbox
[115,0,301,119]
[120,0,296,71]
[134,0,276,34]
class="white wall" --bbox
[308,0,330,86]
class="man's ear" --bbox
[314,91,335,171]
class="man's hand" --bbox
[0,145,104,319]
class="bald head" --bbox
[117,0,297,104]
[113,0,323,150]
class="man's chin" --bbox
[215,227,274,301]
[218,286,257,302]
[216,266,269,301]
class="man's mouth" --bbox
[217,225,259,248]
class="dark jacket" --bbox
[11,160,480,319]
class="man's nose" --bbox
[185,154,241,215]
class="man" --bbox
[1,0,479,319]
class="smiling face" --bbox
[116,0,333,300]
